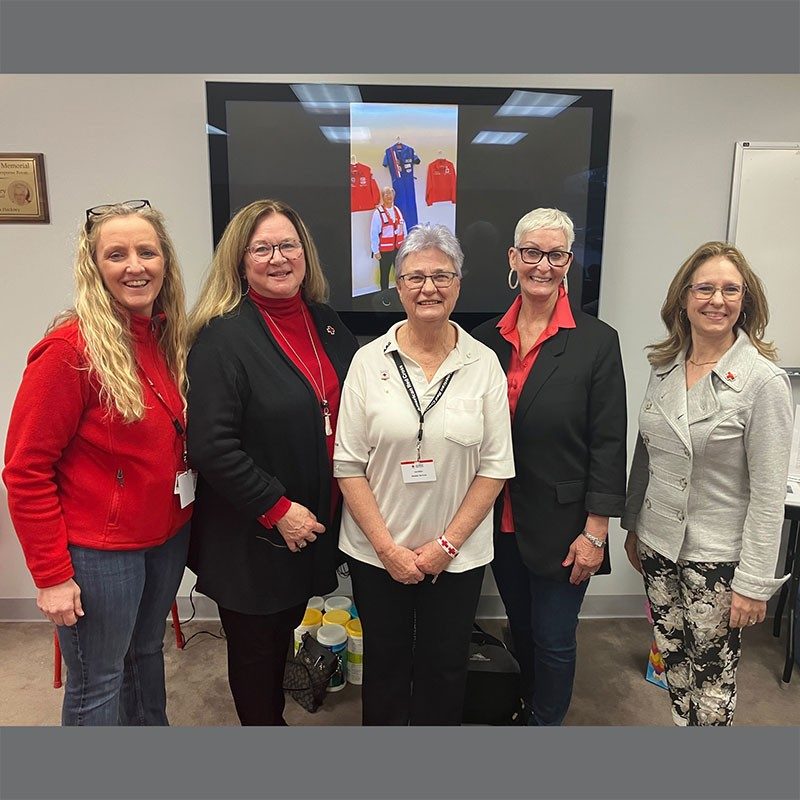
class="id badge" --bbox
[174,470,197,508]
[400,459,437,484]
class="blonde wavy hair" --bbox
[50,204,188,422]
[189,199,329,341]
[647,241,776,367]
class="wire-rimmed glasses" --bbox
[396,272,460,289]
[686,283,746,301]
[245,241,304,262]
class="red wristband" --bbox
[437,535,458,559]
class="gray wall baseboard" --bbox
[1,593,651,622]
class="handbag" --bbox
[283,632,340,713]
[463,623,527,725]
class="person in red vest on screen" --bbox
[370,187,407,307]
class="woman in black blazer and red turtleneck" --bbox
[472,207,627,726]
[186,200,358,726]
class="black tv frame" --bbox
[206,81,612,336]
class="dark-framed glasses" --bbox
[245,241,304,262]
[397,271,459,289]
[516,247,572,267]
[686,283,746,301]
[85,199,151,222]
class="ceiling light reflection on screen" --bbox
[320,126,371,144]
[496,90,581,118]
[291,84,362,114]
[472,131,527,145]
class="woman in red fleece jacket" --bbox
[3,200,192,726]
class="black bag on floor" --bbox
[283,633,340,713]
[463,623,526,725]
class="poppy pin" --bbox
[726,371,736,381]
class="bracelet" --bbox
[437,535,459,559]
[581,530,607,548]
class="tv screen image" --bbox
[207,82,612,334]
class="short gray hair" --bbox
[395,224,464,277]
[514,207,575,250]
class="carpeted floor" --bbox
[1,617,797,726]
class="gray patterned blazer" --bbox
[622,329,793,600]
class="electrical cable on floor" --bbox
[171,583,226,649]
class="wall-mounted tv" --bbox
[206,82,612,335]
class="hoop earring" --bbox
[507,269,519,291]
[679,308,687,322]
[738,310,747,327]
[240,275,250,298]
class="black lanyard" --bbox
[391,351,454,461]
[141,371,187,465]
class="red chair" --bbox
[53,601,184,689]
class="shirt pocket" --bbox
[555,479,587,504]
[443,396,484,447]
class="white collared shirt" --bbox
[334,321,514,572]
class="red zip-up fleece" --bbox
[3,315,192,588]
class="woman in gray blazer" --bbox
[622,241,793,726]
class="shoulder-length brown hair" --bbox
[647,241,776,367]
[189,199,329,341]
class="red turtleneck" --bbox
[248,289,341,527]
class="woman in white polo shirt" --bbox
[335,224,514,725]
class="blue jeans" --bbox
[56,523,190,726]
[491,531,589,726]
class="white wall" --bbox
[2,74,799,618]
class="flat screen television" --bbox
[206,82,612,335]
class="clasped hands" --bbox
[379,539,452,585]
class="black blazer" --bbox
[186,298,359,615]
[472,310,627,581]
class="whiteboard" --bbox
[728,142,800,368]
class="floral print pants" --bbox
[638,542,742,726]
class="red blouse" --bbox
[497,286,575,532]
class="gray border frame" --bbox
[1,2,799,799]
[1,0,799,73]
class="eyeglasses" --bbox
[515,247,573,267]
[686,283,746,301]
[397,272,460,289]
[245,241,304,262]
[85,199,151,222]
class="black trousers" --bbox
[349,558,484,726]
[379,249,397,291]
[217,602,306,726]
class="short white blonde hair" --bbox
[514,207,575,250]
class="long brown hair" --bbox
[647,241,776,367]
